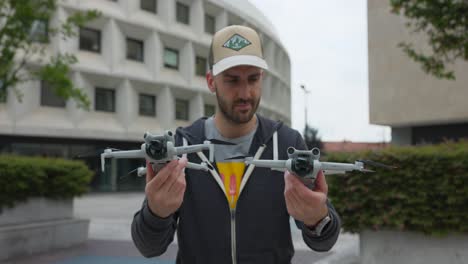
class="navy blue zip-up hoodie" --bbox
[132,115,341,263]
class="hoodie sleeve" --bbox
[293,131,342,252]
[131,198,178,257]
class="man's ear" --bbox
[206,71,216,93]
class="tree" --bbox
[0,0,100,108]
[390,0,468,80]
[303,124,323,150]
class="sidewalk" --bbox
[1,193,359,264]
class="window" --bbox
[195,56,207,76]
[176,2,190,25]
[175,99,189,120]
[127,38,144,62]
[95,87,115,112]
[139,94,156,117]
[79,27,101,53]
[29,20,48,43]
[164,48,179,69]
[0,80,5,103]
[141,0,157,13]
[41,81,66,108]
[205,14,215,34]
[204,104,215,117]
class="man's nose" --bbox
[237,80,251,99]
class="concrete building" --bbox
[0,0,291,191]
[368,0,468,145]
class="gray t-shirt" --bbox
[204,116,257,162]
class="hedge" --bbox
[326,141,468,236]
[0,155,93,212]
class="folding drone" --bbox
[245,147,395,188]
[101,131,214,177]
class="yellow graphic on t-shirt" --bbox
[216,161,246,209]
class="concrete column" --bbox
[106,19,120,72]
[70,72,91,124]
[181,41,193,83]
[189,93,203,121]
[10,79,39,122]
[116,79,134,129]
[216,10,228,31]
[157,86,174,129]
[52,7,67,53]
[192,0,204,34]
[159,0,174,26]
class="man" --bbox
[132,25,341,263]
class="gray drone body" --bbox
[101,131,214,176]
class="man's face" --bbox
[209,66,263,124]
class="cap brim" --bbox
[212,55,269,76]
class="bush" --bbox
[0,155,93,212]
[326,141,468,236]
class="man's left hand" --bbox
[284,170,329,227]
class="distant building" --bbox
[0,0,291,191]
[367,0,468,145]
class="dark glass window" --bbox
[141,0,157,13]
[195,56,207,76]
[204,104,215,117]
[0,80,5,103]
[175,99,189,120]
[29,20,48,43]
[41,81,66,108]
[95,87,115,112]
[164,47,179,69]
[176,2,190,25]
[205,14,215,34]
[79,27,101,53]
[127,38,144,62]
[139,94,156,116]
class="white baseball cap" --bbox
[209,25,269,76]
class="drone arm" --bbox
[322,170,347,175]
[245,158,288,169]
[101,149,146,171]
[186,162,210,171]
[320,162,362,172]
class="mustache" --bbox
[233,99,254,105]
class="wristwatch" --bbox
[308,213,331,236]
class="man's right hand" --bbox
[145,157,188,218]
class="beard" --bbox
[215,86,260,124]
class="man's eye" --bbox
[226,79,237,83]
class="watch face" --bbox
[313,215,331,236]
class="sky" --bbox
[248,0,392,143]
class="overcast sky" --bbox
[248,0,392,142]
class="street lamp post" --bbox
[300,85,310,130]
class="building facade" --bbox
[368,0,468,145]
[0,0,291,191]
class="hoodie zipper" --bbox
[196,145,266,264]
[231,209,237,264]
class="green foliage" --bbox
[0,155,93,212]
[0,0,100,108]
[303,124,323,150]
[326,141,468,236]
[390,0,468,80]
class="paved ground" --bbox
[2,193,359,264]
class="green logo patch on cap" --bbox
[223,34,251,51]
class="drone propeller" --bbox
[207,139,237,145]
[358,160,397,170]
[224,155,249,161]
[73,148,122,159]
